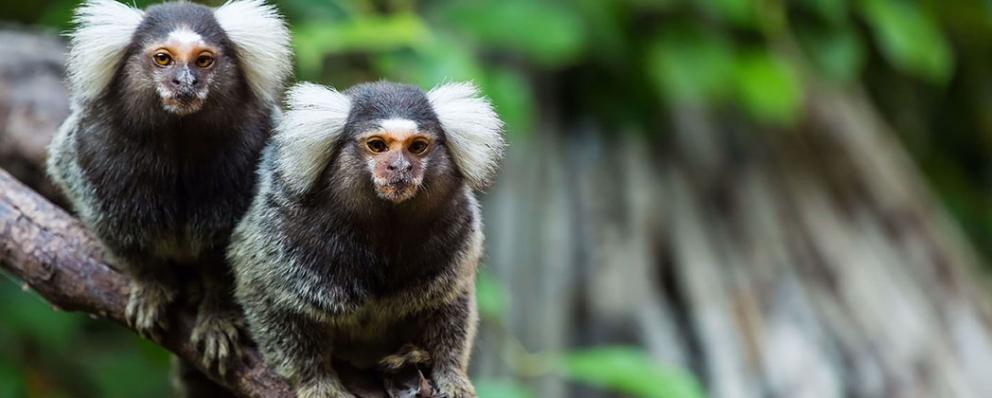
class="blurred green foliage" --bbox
[478,270,706,398]
[561,348,706,398]
[0,273,171,398]
[474,379,536,398]
[3,0,992,397]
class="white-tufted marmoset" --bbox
[46,0,292,396]
[228,81,505,398]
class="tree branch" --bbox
[0,30,435,398]
[0,168,295,397]
[0,167,438,398]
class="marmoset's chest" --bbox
[76,125,265,255]
[287,207,474,296]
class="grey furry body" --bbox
[48,1,292,396]
[229,81,502,398]
[48,1,276,323]
[49,104,273,268]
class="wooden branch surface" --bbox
[0,168,438,397]
[0,168,294,397]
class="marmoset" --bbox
[228,81,505,398]
[47,0,291,394]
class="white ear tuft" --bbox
[214,0,293,105]
[67,0,145,104]
[427,82,506,190]
[274,83,352,194]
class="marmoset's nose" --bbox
[386,158,412,172]
[172,76,199,86]
[172,67,199,87]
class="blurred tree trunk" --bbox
[0,30,68,202]
[476,81,992,397]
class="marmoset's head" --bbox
[124,3,236,115]
[66,0,291,116]
[344,83,454,203]
[353,118,440,203]
[129,3,236,115]
[273,81,505,206]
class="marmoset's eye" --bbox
[408,139,429,155]
[153,52,173,66]
[367,138,388,153]
[195,53,215,68]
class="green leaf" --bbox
[797,25,866,82]
[439,0,585,67]
[0,358,26,398]
[625,0,680,10]
[574,0,629,61]
[701,0,758,27]
[293,13,433,80]
[648,26,736,104]
[38,0,78,30]
[278,0,354,22]
[375,47,476,88]
[560,347,706,398]
[0,284,84,353]
[859,0,954,83]
[733,50,804,124]
[475,271,508,320]
[86,337,171,398]
[476,379,536,398]
[480,68,535,136]
[796,0,849,23]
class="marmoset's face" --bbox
[142,26,226,116]
[356,119,436,203]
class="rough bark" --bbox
[0,168,296,398]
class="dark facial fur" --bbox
[361,128,431,203]
[313,82,461,212]
[119,3,242,118]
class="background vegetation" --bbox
[1,0,991,397]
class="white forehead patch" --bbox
[378,118,418,133]
[168,27,203,45]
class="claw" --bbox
[297,378,357,398]
[217,350,228,376]
[217,338,230,361]
[124,282,173,340]
[432,372,476,398]
[203,335,217,367]
[191,311,242,377]
[380,344,431,371]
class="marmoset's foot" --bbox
[191,308,243,376]
[125,279,175,339]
